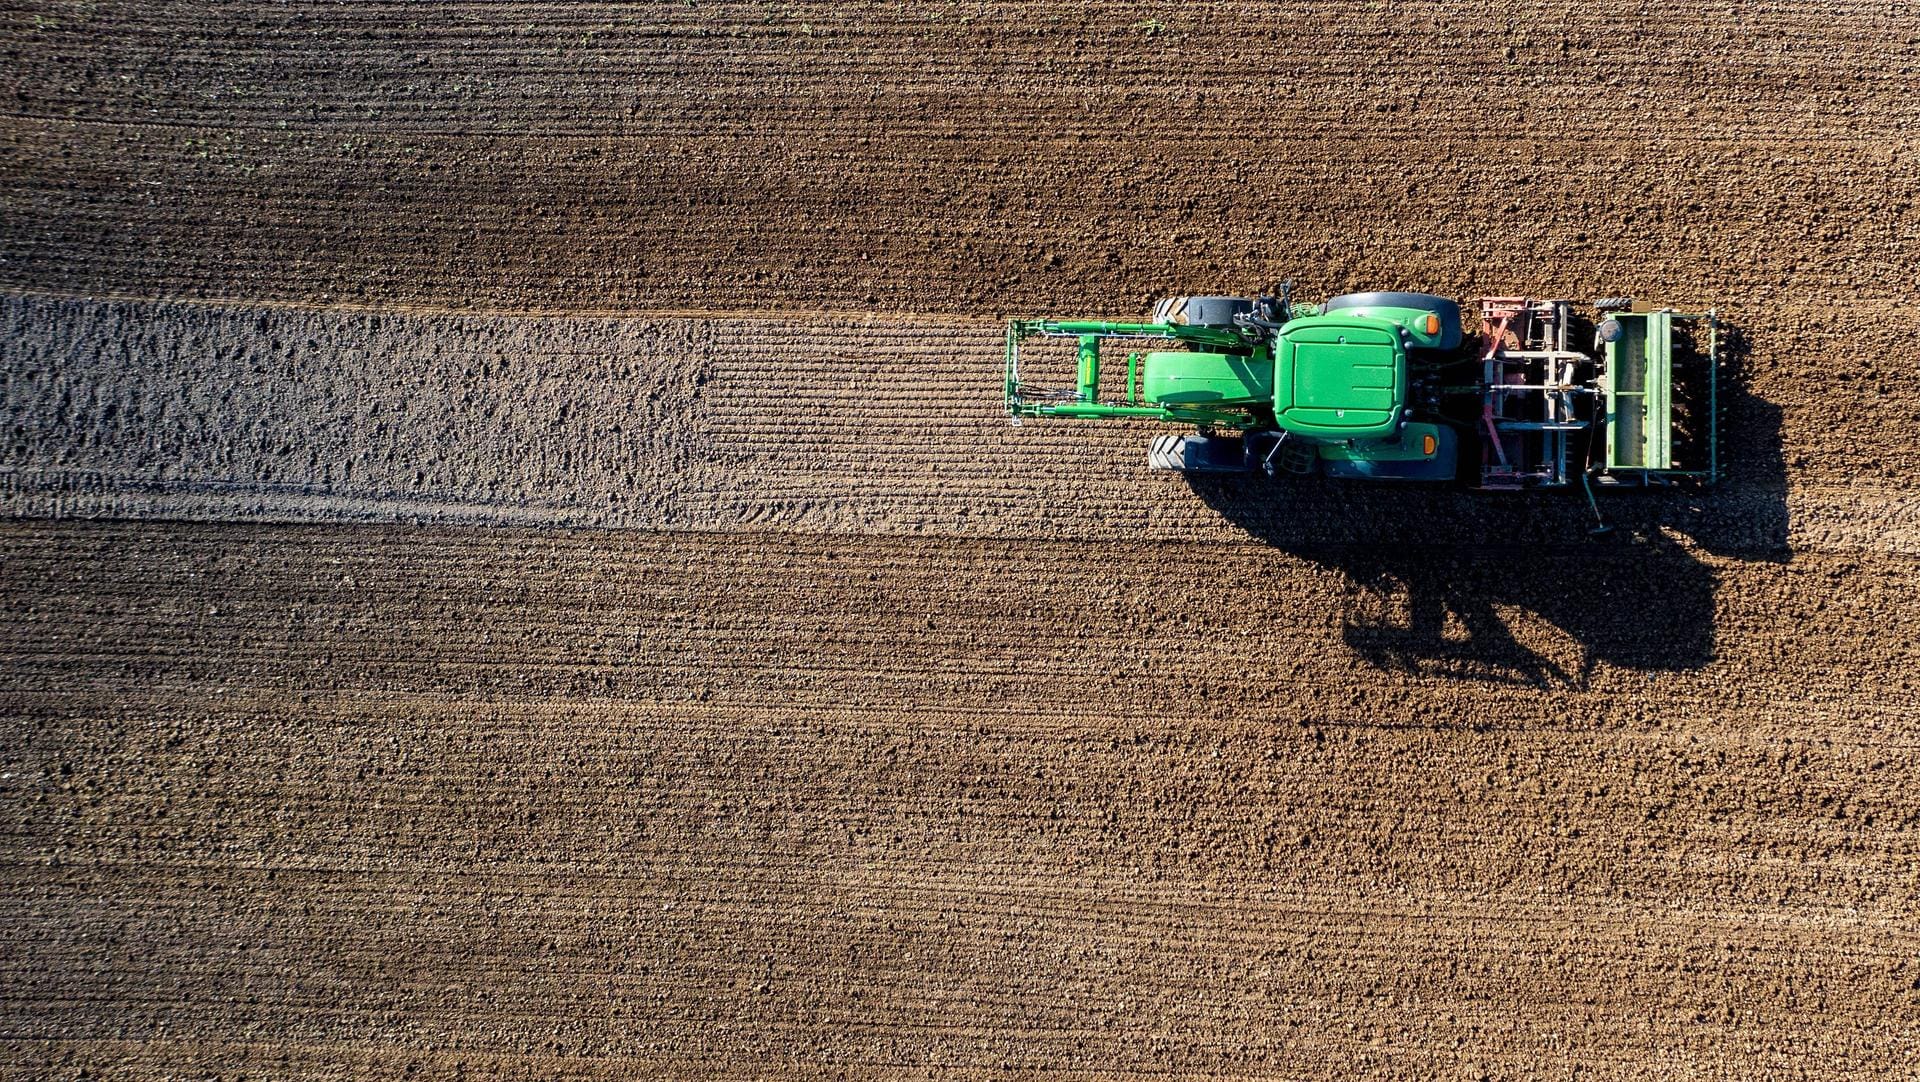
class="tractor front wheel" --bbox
[1152,296,1252,328]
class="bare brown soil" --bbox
[5,1,1920,1078]
[6,522,1920,1079]
[4,3,1918,316]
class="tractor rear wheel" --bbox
[1322,290,1460,318]
[1322,291,1463,350]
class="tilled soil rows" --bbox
[4,2,1918,314]
[5,0,1920,1078]
[5,522,1920,1079]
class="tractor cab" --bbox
[1269,316,1407,439]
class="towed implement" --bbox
[1006,292,1719,499]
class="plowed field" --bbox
[4,2,1920,1078]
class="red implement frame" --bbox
[1474,298,1592,490]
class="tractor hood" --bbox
[1271,316,1406,439]
[1141,350,1273,406]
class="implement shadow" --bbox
[1185,328,1786,688]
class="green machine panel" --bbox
[1272,318,1405,438]
[1604,311,1674,471]
[1141,350,1274,406]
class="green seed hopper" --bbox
[1600,309,1718,481]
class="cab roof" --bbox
[1272,316,1406,439]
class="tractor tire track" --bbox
[1,291,1910,556]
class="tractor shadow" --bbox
[1186,328,1787,688]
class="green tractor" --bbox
[1006,291,1719,494]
